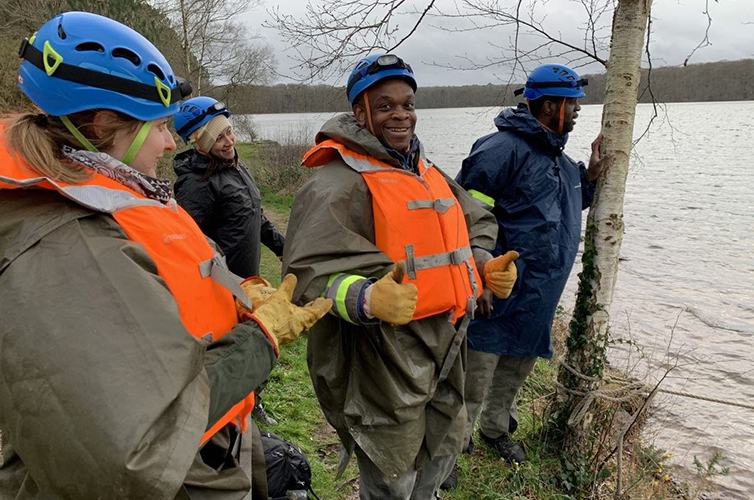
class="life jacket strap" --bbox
[437,313,471,383]
[199,254,251,309]
[436,271,479,382]
[403,245,473,280]
[462,260,480,316]
[406,198,456,214]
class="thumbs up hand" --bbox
[368,262,418,326]
[483,251,519,299]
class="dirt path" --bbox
[263,208,289,235]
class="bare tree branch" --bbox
[266,0,439,81]
[152,0,274,94]
[683,0,715,66]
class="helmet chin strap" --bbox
[558,97,566,135]
[60,115,98,153]
[363,92,375,135]
[121,121,154,166]
[60,116,154,167]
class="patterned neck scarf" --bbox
[62,146,173,204]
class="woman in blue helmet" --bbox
[172,97,285,281]
[452,64,610,472]
[0,11,330,499]
[173,97,286,426]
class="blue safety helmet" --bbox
[174,96,230,144]
[18,12,192,121]
[515,64,587,101]
[346,54,417,105]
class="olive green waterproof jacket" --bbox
[0,189,276,499]
[282,114,497,478]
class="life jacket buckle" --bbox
[433,198,455,214]
[449,249,462,266]
[404,244,417,280]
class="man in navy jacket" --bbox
[454,64,611,467]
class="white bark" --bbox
[588,0,652,337]
[559,0,653,451]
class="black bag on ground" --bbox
[261,431,317,500]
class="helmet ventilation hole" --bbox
[148,63,166,81]
[76,42,105,53]
[57,24,67,40]
[113,48,141,66]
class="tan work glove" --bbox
[369,262,418,326]
[483,250,520,299]
[246,274,332,355]
[235,276,275,318]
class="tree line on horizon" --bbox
[1,1,751,116]
[221,59,754,114]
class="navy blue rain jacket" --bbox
[456,105,596,359]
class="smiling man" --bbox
[449,64,610,481]
[282,54,519,499]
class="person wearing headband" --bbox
[173,96,285,280]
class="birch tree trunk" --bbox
[558,0,653,450]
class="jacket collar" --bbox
[385,137,420,173]
[494,104,569,156]
[315,113,422,171]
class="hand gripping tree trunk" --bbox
[557,0,653,453]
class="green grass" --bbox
[256,185,295,213]
[443,359,572,500]
[235,142,259,164]
[237,142,296,213]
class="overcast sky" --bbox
[244,0,753,87]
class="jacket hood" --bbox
[314,113,419,169]
[494,104,569,155]
[173,149,208,177]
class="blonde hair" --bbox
[2,111,141,184]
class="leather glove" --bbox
[235,276,275,318]
[245,274,332,354]
[483,250,520,299]
[368,262,418,326]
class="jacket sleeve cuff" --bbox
[579,163,597,209]
[473,247,494,275]
[323,273,378,325]
[244,315,279,357]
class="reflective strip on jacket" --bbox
[0,141,254,444]
[303,139,482,322]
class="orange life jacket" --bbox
[0,137,254,446]
[303,139,481,322]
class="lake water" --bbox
[249,102,754,498]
